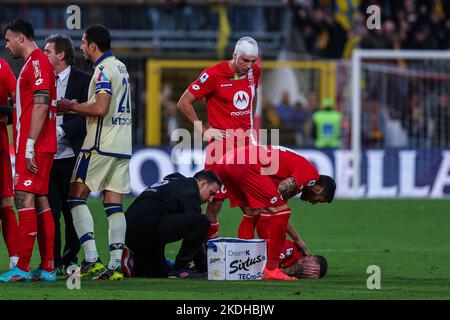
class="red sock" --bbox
[16,208,38,272]
[37,208,55,272]
[205,221,219,241]
[266,209,290,270]
[237,214,257,239]
[256,213,271,239]
[0,206,20,257]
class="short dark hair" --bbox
[194,170,222,187]
[84,24,111,52]
[46,34,75,65]
[318,175,336,203]
[314,255,328,278]
[4,19,35,40]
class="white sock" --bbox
[71,204,98,262]
[108,213,126,269]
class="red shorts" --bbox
[205,135,256,201]
[14,152,54,195]
[215,161,285,209]
[0,151,13,198]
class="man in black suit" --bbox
[44,34,91,274]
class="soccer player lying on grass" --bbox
[122,170,221,279]
[256,215,328,279]
[215,144,335,280]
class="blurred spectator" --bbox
[292,101,312,147]
[262,95,280,130]
[276,91,293,127]
[313,98,342,148]
[161,84,179,145]
[432,92,450,148]
[362,99,385,147]
[402,93,428,148]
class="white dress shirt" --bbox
[55,66,75,159]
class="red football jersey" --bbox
[188,60,261,130]
[0,58,16,151]
[14,49,56,154]
[264,145,319,195]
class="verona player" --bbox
[57,25,132,280]
[0,19,57,282]
[177,37,261,239]
[0,58,20,272]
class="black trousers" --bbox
[125,212,210,277]
[48,156,80,268]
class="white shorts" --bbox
[71,150,130,194]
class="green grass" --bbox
[0,199,449,300]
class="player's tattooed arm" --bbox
[14,191,27,210]
[33,90,50,105]
[278,176,298,199]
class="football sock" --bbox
[37,208,55,272]
[16,208,38,272]
[104,203,126,270]
[0,205,20,258]
[237,214,257,239]
[256,212,271,239]
[205,221,219,240]
[266,208,291,270]
[68,197,98,262]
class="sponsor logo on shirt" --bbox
[270,196,278,204]
[199,72,209,83]
[307,179,316,186]
[24,180,33,187]
[220,84,233,87]
[233,91,249,110]
[192,84,200,90]
[35,78,43,86]
[32,60,41,78]
[231,74,247,81]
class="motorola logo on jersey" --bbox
[233,91,249,110]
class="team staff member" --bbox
[123,170,221,278]
[44,34,91,275]
[1,19,57,282]
[0,57,20,271]
[177,37,261,240]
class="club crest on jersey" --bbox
[233,91,249,110]
[32,60,41,78]
[199,72,209,83]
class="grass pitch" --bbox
[0,199,449,300]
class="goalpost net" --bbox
[350,49,450,198]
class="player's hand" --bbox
[294,239,309,256]
[25,138,38,174]
[203,127,227,141]
[299,262,320,279]
[56,98,75,115]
